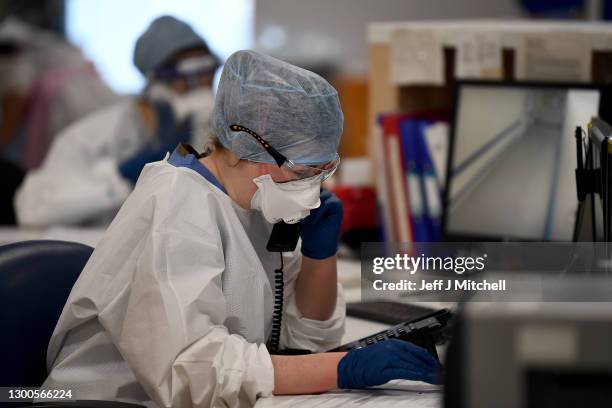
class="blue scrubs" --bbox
[168,144,227,194]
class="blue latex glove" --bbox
[337,339,442,389]
[300,189,343,259]
[118,146,170,185]
[153,101,191,148]
[119,101,191,185]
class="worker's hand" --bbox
[118,146,168,185]
[300,189,343,259]
[337,339,442,389]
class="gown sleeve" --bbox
[97,208,275,407]
[14,102,139,227]
[279,250,346,352]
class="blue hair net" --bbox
[211,50,343,165]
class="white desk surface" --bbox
[255,381,441,407]
[0,226,106,247]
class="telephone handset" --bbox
[265,221,302,354]
[266,221,301,252]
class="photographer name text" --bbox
[372,278,506,292]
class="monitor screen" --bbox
[443,82,602,241]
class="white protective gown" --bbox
[40,154,346,407]
[15,97,214,228]
[14,99,148,227]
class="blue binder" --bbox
[399,119,429,242]
[416,120,443,241]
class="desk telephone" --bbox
[265,221,452,358]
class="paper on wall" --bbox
[515,32,592,82]
[339,157,371,187]
[455,32,503,79]
[390,28,444,85]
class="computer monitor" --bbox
[443,81,607,241]
[573,117,612,242]
[444,299,612,408]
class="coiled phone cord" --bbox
[268,253,284,353]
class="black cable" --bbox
[268,253,284,353]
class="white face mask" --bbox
[145,82,215,122]
[250,174,321,224]
[146,83,215,149]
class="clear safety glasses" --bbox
[154,55,219,86]
[229,124,340,181]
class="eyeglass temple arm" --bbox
[229,124,287,167]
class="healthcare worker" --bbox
[0,18,119,170]
[0,18,119,224]
[14,16,218,227]
[40,50,441,407]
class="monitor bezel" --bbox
[442,80,612,242]
[589,117,612,241]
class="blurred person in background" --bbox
[14,15,219,227]
[0,17,119,224]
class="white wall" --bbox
[67,0,254,94]
[254,0,525,75]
